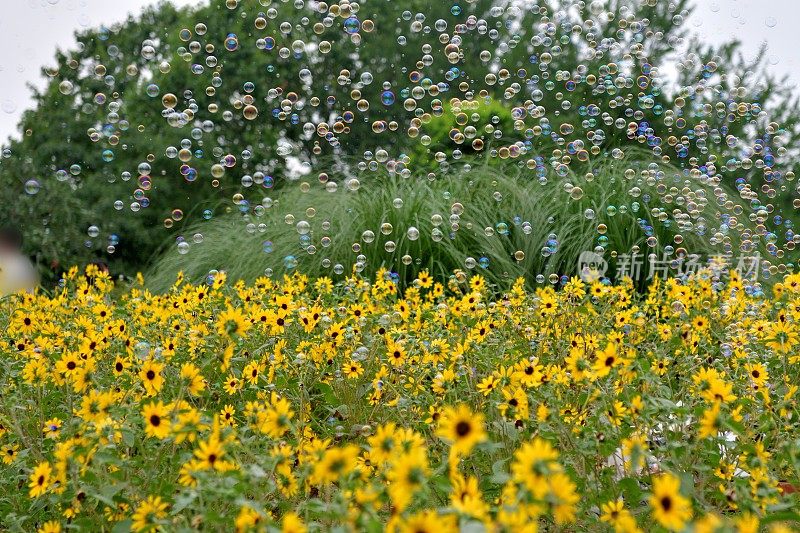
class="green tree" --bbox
[0,0,797,283]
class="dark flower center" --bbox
[660,496,672,512]
[455,421,471,437]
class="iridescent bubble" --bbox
[24,179,40,195]
[243,105,259,120]
[343,17,361,34]
[381,90,395,105]
[134,341,150,359]
[58,81,73,95]
[141,43,156,60]
[225,33,239,51]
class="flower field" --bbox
[2,266,800,532]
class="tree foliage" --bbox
[0,0,797,282]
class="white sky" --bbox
[0,0,797,143]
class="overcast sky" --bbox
[0,0,797,142]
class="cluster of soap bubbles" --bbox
[42,0,799,284]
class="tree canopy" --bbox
[1,0,797,283]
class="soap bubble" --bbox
[24,179,40,195]
[58,81,74,95]
[343,17,361,34]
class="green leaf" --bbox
[112,519,132,533]
[315,383,338,406]
[489,459,510,484]
[761,511,800,524]
[618,477,643,505]
[172,492,198,514]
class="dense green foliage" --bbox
[0,0,797,283]
[148,150,737,292]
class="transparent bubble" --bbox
[343,16,361,34]
[58,81,73,95]
[24,179,40,195]
[243,105,258,120]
